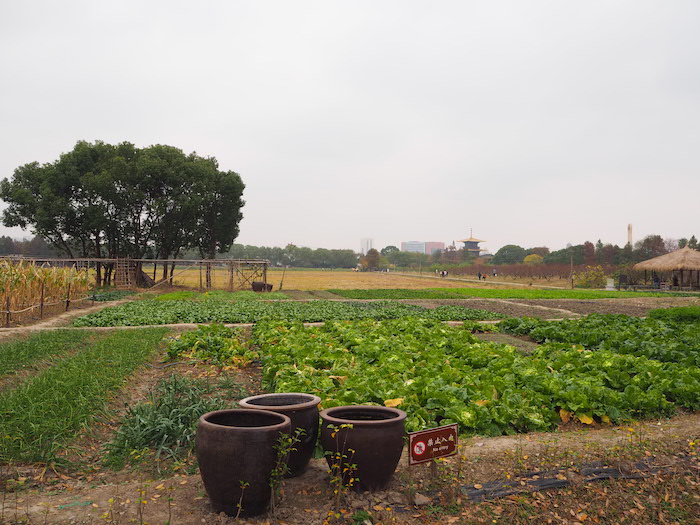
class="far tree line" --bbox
[359,234,699,271]
[2,234,697,274]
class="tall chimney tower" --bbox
[627,224,633,245]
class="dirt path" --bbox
[0,299,134,339]
[6,412,698,524]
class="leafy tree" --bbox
[380,245,399,256]
[528,246,550,257]
[689,235,698,250]
[523,254,544,265]
[544,245,584,265]
[491,245,527,265]
[1,141,245,271]
[583,241,596,265]
[0,236,15,255]
[634,235,667,261]
[363,248,381,270]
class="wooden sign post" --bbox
[408,423,458,466]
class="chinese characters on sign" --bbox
[408,423,458,465]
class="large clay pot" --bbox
[319,405,407,491]
[239,392,321,477]
[196,409,291,517]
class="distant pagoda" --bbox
[456,231,486,258]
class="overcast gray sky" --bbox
[1,1,698,254]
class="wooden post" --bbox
[5,295,10,328]
[263,263,267,285]
[39,281,45,319]
[199,263,203,292]
[206,262,212,290]
[65,282,71,311]
[228,263,234,292]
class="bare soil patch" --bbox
[0,299,134,337]
[401,299,578,319]
[516,296,700,317]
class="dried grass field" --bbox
[162,267,547,292]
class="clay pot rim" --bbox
[239,392,322,412]
[199,408,291,432]
[320,405,407,426]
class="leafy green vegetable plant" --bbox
[73,300,503,327]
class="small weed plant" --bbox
[324,423,358,520]
[105,374,241,469]
[269,428,304,516]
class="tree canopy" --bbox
[0,141,245,259]
[491,244,527,265]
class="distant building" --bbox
[401,241,425,254]
[360,238,374,255]
[424,242,445,255]
[456,235,487,258]
[400,241,445,255]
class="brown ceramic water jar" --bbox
[196,409,291,517]
[319,405,407,491]
[239,392,321,477]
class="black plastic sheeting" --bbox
[461,457,691,502]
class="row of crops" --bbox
[499,308,700,366]
[165,307,700,436]
[0,260,91,317]
[252,315,700,434]
[72,299,503,326]
[0,329,168,464]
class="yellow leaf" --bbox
[384,398,403,407]
[559,409,572,423]
[474,400,489,406]
[578,414,594,425]
[601,415,611,424]
[473,484,483,489]
[329,375,347,383]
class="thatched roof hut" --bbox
[633,246,700,271]
[633,246,700,288]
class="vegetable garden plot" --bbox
[252,318,700,435]
[0,330,94,379]
[498,311,700,366]
[154,290,289,301]
[0,328,168,464]
[72,299,503,326]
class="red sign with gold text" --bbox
[408,423,458,465]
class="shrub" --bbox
[574,265,607,288]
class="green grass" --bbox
[648,305,700,322]
[0,328,169,465]
[328,288,692,300]
[154,290,289,301]
[0,330,94,380]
